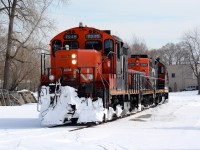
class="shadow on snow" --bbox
[0,118,41,129]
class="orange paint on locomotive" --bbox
[128,56,150,76]
[48,25,117,89]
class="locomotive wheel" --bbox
[71,118,78,124]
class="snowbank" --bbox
[39,86,118,126]
[1,91,200,150]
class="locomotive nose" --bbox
[54,50,78,80]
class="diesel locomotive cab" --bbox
[41,23,118,98]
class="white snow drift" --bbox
[39,85,122,126]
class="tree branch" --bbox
[0,0,10,14]
[11,5,48,58]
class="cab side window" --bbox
[52,40,62,57]
[104,39,114,56]
[116,42,120,59]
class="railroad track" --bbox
[51,102,167,132]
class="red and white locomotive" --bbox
[39,23,168,126]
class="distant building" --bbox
[167,64,197,92]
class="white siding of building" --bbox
[167,65,197,92]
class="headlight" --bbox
[72,60,77,65]
[49,75,55,81]
[88,74,93,80]
[71,54,76,59]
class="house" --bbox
[167,64,198,92]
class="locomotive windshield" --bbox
[85,40,102,50]
[63,41,79,50]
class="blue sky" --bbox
[49,0,200,49]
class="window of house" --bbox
[172,73,175,78]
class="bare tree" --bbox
[159,43,177,65]
[174,42,190,65]
[0,0,63,106]
[182,28,200,94]
[147,49,160,59]
[9,43,44,90]
[0,25,6,57]
[0,25,6,88]
[0,0,55,92]
[129,35,148,55]
[151,42,190,66]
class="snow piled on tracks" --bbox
[39,86,116,126]
[39,86,81,126]
[77,97,105,123]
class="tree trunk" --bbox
[3,0,17,105]
[198,72,200,95]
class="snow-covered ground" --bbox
[0,91,200,150]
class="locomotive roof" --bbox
[112,35,123,42]
[51,26,114,41]
[130,54,166,66]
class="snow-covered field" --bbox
[0,91,200,150]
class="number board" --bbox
[63,34,78,40]
[86,34,102,39]
[128,63,135,66]
[140,63,148,66]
